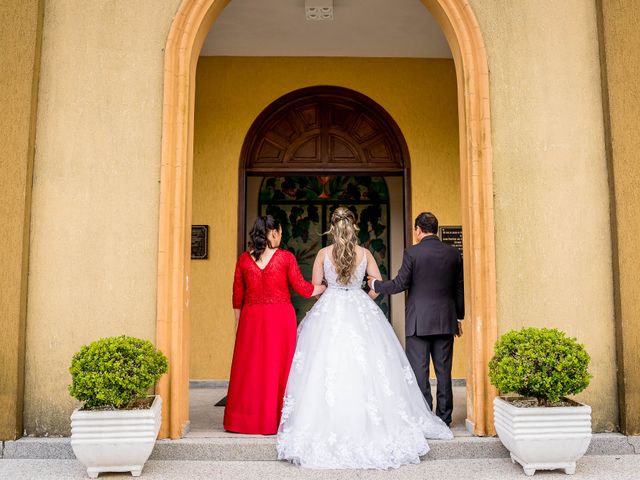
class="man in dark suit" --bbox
[368,212,464,426]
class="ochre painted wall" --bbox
[0,0,43,440]
[191,57,463,381]
[471,0,617,431]
[21,0,619,434]
[23,0,182,436]
[598,0,640,435]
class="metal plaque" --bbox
[191,225,209,260]
[439,225,463,258]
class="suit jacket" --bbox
[374,235,464,336]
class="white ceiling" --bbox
[201,0,452,58]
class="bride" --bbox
[276,207,453,470]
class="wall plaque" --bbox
[191,225,208,259]
[439,225,463,258]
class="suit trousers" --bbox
[405,334,454,425]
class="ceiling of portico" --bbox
[201,0,452,58]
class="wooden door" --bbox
[239,86,411,252]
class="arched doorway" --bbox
[239,85,410,339]
[157,0,497,438]
[238,85,412,251]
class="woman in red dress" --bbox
[224,215,326,434]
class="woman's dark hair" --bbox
[415,212,438,235]
[249,215,281,261]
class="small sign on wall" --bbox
[439,225,463,258]
[191,225,209,259]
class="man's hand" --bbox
[456,320,463,337]
[367,276,376,291]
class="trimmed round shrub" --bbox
[489,327,591,404]
[69,335,168,409]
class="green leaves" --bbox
[488,328,591,403]
[68,335,168,409]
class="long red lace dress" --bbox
[224,248,314,434]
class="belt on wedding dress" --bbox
[327,285,361,291]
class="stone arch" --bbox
[157,0,497,438]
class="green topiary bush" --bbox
[69,335,168,409]
[488,327,591,405]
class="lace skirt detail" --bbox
[277,425,428,470]
[276,288,453,469]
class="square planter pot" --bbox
[71,395,162,478]
[494,396,591,476]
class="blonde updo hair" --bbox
[327,207,360,285]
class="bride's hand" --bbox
[312,283,326,298]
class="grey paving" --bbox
[5,436,497,462]
[3,438,74,460]
[188,385,469,437]
[150,437,278,461]
[8,433,639,462]
[627,436,640,454]
[5,385,639,471]
[188,379,467,389]
[585,433,636,456]
[1,455,639,480]
[426,436,509,460]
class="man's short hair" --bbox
[415,212,438,235]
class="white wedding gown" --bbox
[276,253,453,469]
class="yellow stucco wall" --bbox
[471,0,617,431]
[599,0,640,435]
[22,0,181,435]
[191,57,463,381]
[0,0,43,440]
[21,0,619,434]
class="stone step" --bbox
[2,433,636,461]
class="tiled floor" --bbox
[187,385,469,438]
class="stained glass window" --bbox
[257,175,391,321]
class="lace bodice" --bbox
[323,252,368,290]
[232,249,314,308]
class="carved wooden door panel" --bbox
[243,86,406,173]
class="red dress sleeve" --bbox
[285,251,314,298]
[232,254,246,309]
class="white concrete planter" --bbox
[494,396,591,476]
[71,395,161,478]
